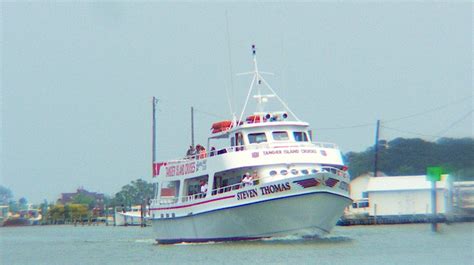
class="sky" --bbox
[1,1,472,203]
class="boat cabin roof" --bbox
[209,120,309,139]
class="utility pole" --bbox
[373,120,380,177]
[152,97,158,176]
[191,106,195,147]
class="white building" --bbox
[349,175,450,217]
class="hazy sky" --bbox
[1,1,472,203]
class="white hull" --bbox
[114,212,146,226]
[152,187,350,243]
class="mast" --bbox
[191,106,195,147]
[237,45,300,123]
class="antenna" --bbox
[224,10,236,120]
[237,45,300,123]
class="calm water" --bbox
[1,223,473,265]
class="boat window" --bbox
[280,169,288,176]
[291,169,298,175]
[293,131,309,142]
[269,170,277,176]
[311,169,319,174]
[272,131,289,141]
[212,171,244,195]
[248,133,267,144]
[159,180,180,204]
[301,169,309,175]
[183,175,209,201]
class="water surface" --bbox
[1,223,472,265]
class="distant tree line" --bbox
[0,178,154,222]
[346,137,474,180]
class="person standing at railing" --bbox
[200,180,208,198]
[209,147,216,157]
[242,172,253,186]
[198,145,207,159]
[186,145,196,159]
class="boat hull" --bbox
[152,191,351,244]
[114,212,146,226]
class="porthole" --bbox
[280,170,288,175]
[269,170,277,176]
[311,169,319,174]
[301,169,309,175]
[172,213,175,218]
[166,213,169,218]
[291,169,298,175]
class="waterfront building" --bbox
[348,175,451,217]
[57,187,105,209]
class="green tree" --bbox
[72,193,96,210]
[68,204,89,221]
[0,186,13,205]
[347,137,474,180]
[112,179,153,207]
[48,204,65,222]
[18,197,28,210]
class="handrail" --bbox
[169,141,339,164]
[153,166,348,206]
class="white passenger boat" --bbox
[114,205,149,226]
[150,45,351,244]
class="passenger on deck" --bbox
[209,147,216,157]
[242,172,253,186]
[200,180,208,197]
[198,145,207,159]
[195,145,202,159]
[186,145,196,159]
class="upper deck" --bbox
[153,127,343,181]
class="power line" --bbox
[381,109,473,139]
[384,95,472,123]
[381,125,441,138]
[313,122,374,130]
[433,109,473,140]
[314,95,472,131]
[193,108,228,120]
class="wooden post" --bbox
[431,180,438,232]
[374,204,377,225]
[113,207,116,226]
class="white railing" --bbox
[167,141,339,164]
[152,165,348,207]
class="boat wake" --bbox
[262,234,352,244]
[172,241,224,246]
[134,238,156,244]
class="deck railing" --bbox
[168,141,339,164]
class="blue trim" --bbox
[157,236,264,244]
[151,190,351,221]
